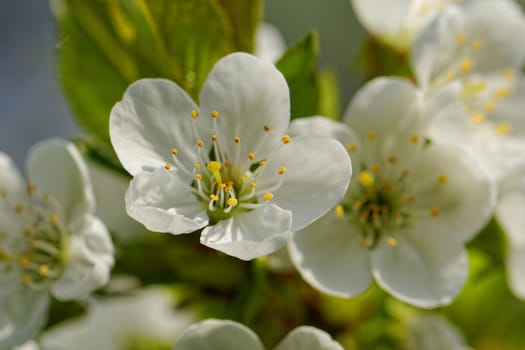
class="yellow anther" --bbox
[495,123,512,135]
[484,100,496,112]
[171,148,178,155]
[22,274,32,284]
[195,173,202,180]
[387,237,398,247]
[263,125,270,132]
[38,265,49,276]
[358,171,374,188]
[278,167,286,175]
[367,130,376,141]
[225,187,233,193]
[263,192,274,201]
[207,161,223,184]
[20,255,32,267]
[437,173,448,184]
[50,213,59,225]
[346,144,357,153]
[210,194,219,201]
[224,160,232,168]
[14,204,23,213]
[226,180,234,186]
[471,113,486,123]
[459,57,473,73]
[249,182,257,189]
[410,134,420,144]
[211,110,219,118]
[455,32,467,44]
[192,110,199,119]
[240,176,247,182]
[248,152,255,160]
[371,164,381,173]
[259,160,266,167]
[234,137,241,144]
[388,155,397,164]
[197,140,204,148]
[27,183,36,194]
[495,87,512,99]
[335,205,345,217]
[227,198,238,207]
[217,183,226,190]
[282,135,291,144]
[445,71,455,82]
[211,134,218,142]
[471,39,483,50]
[164,163,171,170]
[362,236,372,247]
[429,206,440,217]
[195,163,201,170]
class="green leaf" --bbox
[276,32,320,119]
[54,0,260,146]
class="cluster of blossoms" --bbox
[3,0,525,348]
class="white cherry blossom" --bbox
[0,139,114,349]
[110,52,351,261]
[288,78,495,308]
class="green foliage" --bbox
[54,0,261,146]
[276,31,340,120]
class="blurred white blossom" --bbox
[41,287,193,350]
[173,319,344,350]
[0,139,114,348]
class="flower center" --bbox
[0,186,66,290]
[338,133,445,248]
[164,110,289,224]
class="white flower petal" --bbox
[409,141,495,243]
[256,136,351,230]
[173,319,265,350]
[199,53,290,167]
[200,204,292,261]
[86,159,145,241]
[125,168,208,234]
[288,116,356,144]
[344,77,423,137]
[289,212,373,298]
[0,152,30,234]
[274,326,344,350]
[255,23,286,64]
[371,233,469,308]
[25,139,95,225]
[411,7,464,88]
[351,0,410,48]
[51,217,114,300]
[405,314,470,350]
[0,288,49,349]
[110,79,209,176]
[497,189,525,298]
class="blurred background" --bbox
[0,0,364,166]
